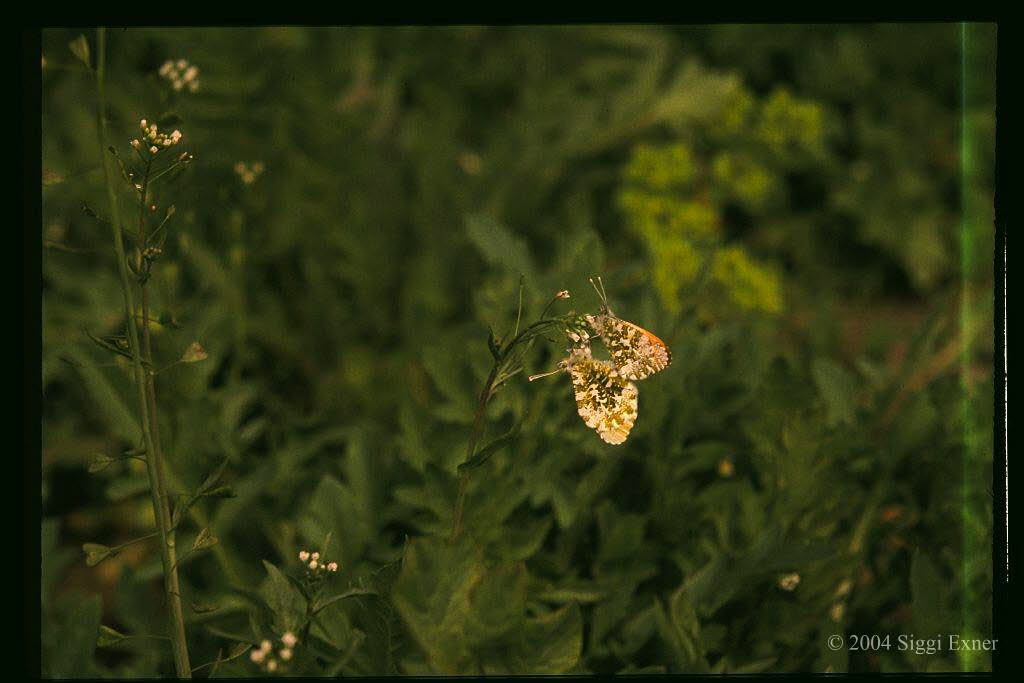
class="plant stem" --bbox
[450,366,499,540]
[94,27,192,678]
[449,305,566,540]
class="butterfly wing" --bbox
[568,357,639,445]
[586,313,671,380]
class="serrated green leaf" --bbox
[465,214,540,289]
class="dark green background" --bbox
[42,24,995,675]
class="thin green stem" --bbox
[94,27,192,678]
[449,292,569,540]
[450,365,499,541]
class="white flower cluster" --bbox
[234,161,265,185]
[158,59,200,92]
[298,549,338,574]
[132,119,183,156]
[249,631,297,672]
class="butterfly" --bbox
[585,277,671,381]
[531,345,639,445]
[528,278,668,445]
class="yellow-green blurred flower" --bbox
[712,151,776,211]
[711,245,783,314]
[623,142,697,191]
[651,237,702,313]
[755,88,825,157]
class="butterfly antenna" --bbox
[589,276,611,314]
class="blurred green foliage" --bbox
[41,24,995,676]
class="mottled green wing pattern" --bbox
[586,313,671,381]
[567,354,639,445]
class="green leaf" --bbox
[198,454,231,493]
[656,586,706,671]
[191,601,220,614]
[811,358,858,426]
[87,454,115,473]
[457,424,519,474]
[298,475,370,569]
[538,586,606,604]
[43,594,102,677]
[465,214,540,290]
[392,535,582,674]
[66,346,139,442]
[390,536,488,673]
[731,656,778,674]
[492,603,583,675]
[42,519,75,605]
[911,549,952,638]
[191,528,219,552]
[199,485,236,499]
[312,587,378,614]
[68,35,91,69]
[260,561,306,633]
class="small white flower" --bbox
[176,59,187,69]
[150,146,159,154]
[328,562,338,572]
[131,139,140,148]
[778,573,801,591]
[298,550,309,562]
[309,560,318,570]
[140,118,148,129]
[260,639,272,653]
[281,631,298,648]
[266,659,278,672]
[311,552,320,561]
[250,648,265,663]
[279,648,293,661]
